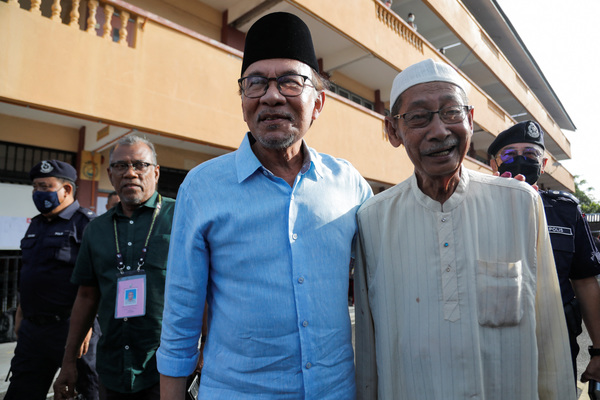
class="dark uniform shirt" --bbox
[72,192,175,393]
[19,200,95,318]
[542,190,600,305]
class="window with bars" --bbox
[329,82,375,111]
[0,141,77,184]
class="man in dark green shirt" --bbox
[54,135,175,399]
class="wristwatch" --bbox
[589,346,600,357]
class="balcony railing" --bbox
[5,0,138,47]
[374,0,423,53]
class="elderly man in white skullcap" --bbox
[354,59,574,400]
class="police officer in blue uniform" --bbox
[489,121,600,384]
[5,160,100,400]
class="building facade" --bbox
[0,0,576,307]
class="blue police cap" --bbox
[488,120,545,157]
[29,160,77,182]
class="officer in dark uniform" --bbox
[5,160,100,400]
[488,120,600,383]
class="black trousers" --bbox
[5,317,100,400]
[102,382,160,400]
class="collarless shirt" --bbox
[20,200,95,317]
[355,168,574,400]
[72,191,175,393]
[157,133,372,399]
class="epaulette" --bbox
[543,190,579,204]
[77,207,97,220]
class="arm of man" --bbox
[572,277,600,381]
[160,375,187,399]
[13,304,22,338]
[533,194,576,400]
[53,285,100,400]
[157,184,209,395]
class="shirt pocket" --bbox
[476,260,523,327]
[145,233,170,273]
[549,231,574,254]
[20,236,38,265]
[44,231,78,264]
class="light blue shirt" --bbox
[157,133,372,399]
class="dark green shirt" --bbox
[72,192,175,393]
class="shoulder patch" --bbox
[77,207,97,220]
[548,225,573,236]
[544,190,579,204]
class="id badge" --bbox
[115,270,146,319]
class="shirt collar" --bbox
[235,132,323,183]
[113,191,160,217]
[56,200,80,220]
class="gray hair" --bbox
[109,135,157,164]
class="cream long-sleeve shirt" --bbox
[355,168,574,400]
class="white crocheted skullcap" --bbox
[390,59,467,110]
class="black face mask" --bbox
[498,155,542,186]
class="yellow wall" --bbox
[0,1,571,190]
[126,0,222,40]
[0,113,79,151]
[0,4,246,151]
[154,144,214,171]
[329,72,376,103]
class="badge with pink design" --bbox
[115,272,146,318]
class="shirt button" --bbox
[298,277,304,284]
[124,318,128,322]
[444,243,449,247]
[441,218,447,222]
[262,171,268,176]
[129,220,134,225]
[292,233,298,240]
[446,267,451,272]
[128,242,132,246]
[306,362,312,369]
[302,320,308,327]
[126,266,131,270]
[125,345,129,350]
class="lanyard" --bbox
[113,195,162,273]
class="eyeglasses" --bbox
[497,147,543,164]
[110,161,155,174]
[238,74,314,98]
[393,105,473,128]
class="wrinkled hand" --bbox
[53,362,78,400]
[493,171,538,191]
[581,357,600,383]
[78,328,93,358]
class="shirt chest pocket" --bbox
[20,236,38,266]
[44,231,79,264]
[549,230,575,254]
[144,234,170,273]
[476,260,523,327]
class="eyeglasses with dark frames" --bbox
[110,161,155,174]
[393,105,473,129]
[238,74,314,98]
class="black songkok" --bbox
[241,12,319,75]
